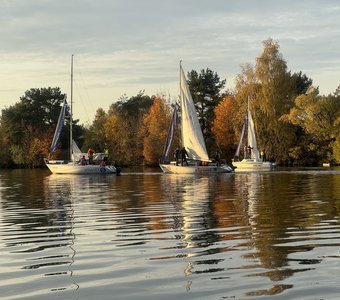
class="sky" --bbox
[1,0,340,124]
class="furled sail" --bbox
[161,103,179,163]
[180,65,210,162]
[50,98,68,153]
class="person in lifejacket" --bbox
[80,155,87,165]
[104,147,109,164]
[87,148,94,164]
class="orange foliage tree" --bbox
[142,96,172,166]
[211,95,240,161]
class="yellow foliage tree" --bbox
[142,97,172,166]
[281,87,340,164]
[103,110,132,165]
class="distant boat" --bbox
[232,97,274,172]
[44,55,118,175]
[159,62,233,174]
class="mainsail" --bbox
[247,98,260,161]
[180,65,209,162]
[50,98,68,153]
[235,117,246,159]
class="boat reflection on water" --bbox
[234,173,297,295]
[43,175,80,291]
[161,174,231,291]
[162,172,322,297]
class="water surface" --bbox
[0,168,340,299]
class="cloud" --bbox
[1,0,340,122]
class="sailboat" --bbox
[232,97,273,171]
[159,63,233,174]
[44,55,117,174]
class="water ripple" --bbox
[0,169,340,299]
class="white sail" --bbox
[71,140,84,161]
[235,118,246,159]
[247,98,260,161]
[180,66,210,162]
[233,96,273,172]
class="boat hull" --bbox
[159,163,233,174]
[45,161,116,174]
[233,159,273,171]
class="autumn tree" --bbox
[1,87,66,167]
[332,120,340,163]
[331,86,340,163]
[103,107,131,165]
[211,95,240,161]
[255,39,297,163]
[100,91,154,166]
[142,97,172,166]
[282,86,340,164]
[0,123,12,167]
[235,38,312,164]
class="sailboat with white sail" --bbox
[44,55,117,174]
[159,63,233,174]
[232,97,273,171]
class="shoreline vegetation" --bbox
[1,39,339,169]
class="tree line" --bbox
[1,38,339,168]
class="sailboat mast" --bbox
[179,60,184,148]
[246,96,250,147]
[70,54,74,161]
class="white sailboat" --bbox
[45,55,117,175]
[232,97,273,171]
[159,63,233,174]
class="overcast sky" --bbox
[1,0,339,123]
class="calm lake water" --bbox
[0,167,340,300]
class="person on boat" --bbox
[80,155,87,166]
[246,145,253,159]
[87,148,94,164]
[261,150,266,162]
[104,147,109,164]
[180,147,188,166]
[215,151,221,166]
[244,145,248,159]
[174,148,180,165]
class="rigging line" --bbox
[72,58,95,124]
[73,79,91,124]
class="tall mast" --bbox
[246,95,250,147]
[70,54,74,161]
[179,60,183,147]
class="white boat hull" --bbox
[45,161,116,174]
[159,162,233,174]
[233,159,273,171]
